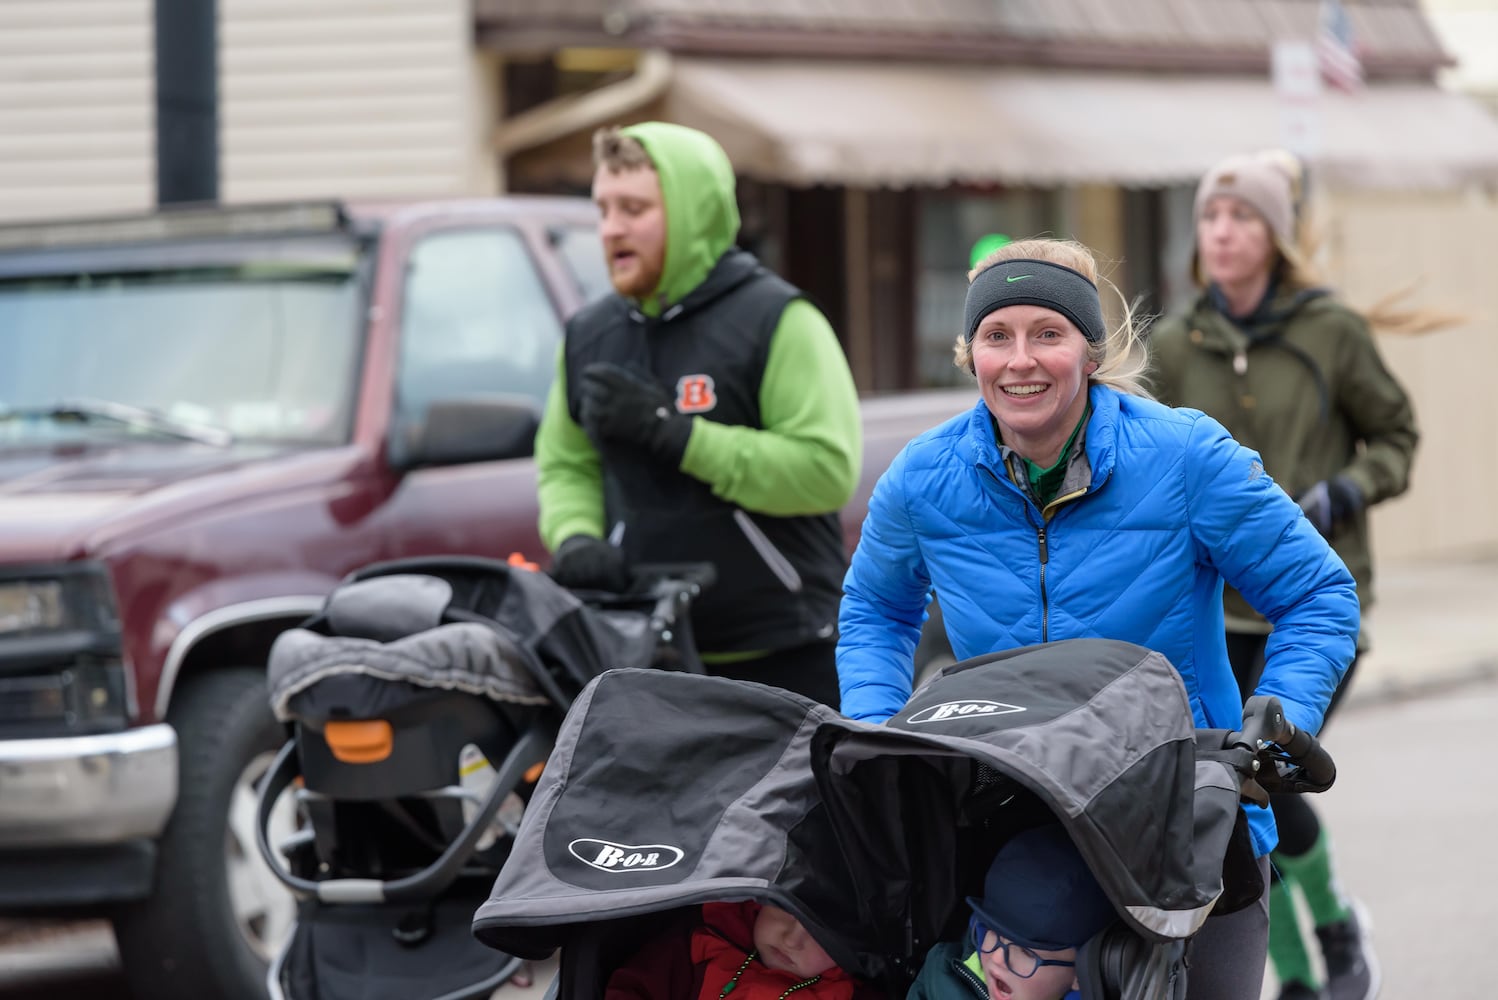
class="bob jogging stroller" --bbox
[471,637,1335,1000]
[252,555,713,1000]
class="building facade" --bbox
[4,0,1498,560]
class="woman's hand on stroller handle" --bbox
[1225,694,1337,798]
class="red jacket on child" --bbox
[605,900,882,1000]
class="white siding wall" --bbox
[0,1,498,224]
[0,0,155,221]
[1323,187,1498,564]
[220,0,496,202]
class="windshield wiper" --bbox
[0,398,234,447]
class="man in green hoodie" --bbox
[534,122,861,706]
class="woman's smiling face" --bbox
[971,304,1097,467]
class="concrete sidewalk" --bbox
[1342,553,1498,708]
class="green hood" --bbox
[621,121,740,314]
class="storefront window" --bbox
[915,188,1060,387]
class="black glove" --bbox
[1296,475,1364,538]
[578,362,693,466]
[548,534,628,593]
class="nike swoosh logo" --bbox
[1006,274,1033,283]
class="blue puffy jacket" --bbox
[836,386,1358,856]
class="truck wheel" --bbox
[113,667,292,1000]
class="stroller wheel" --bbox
[393,908,434,947]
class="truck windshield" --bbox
[0,260,362,446]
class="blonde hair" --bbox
[954,238,1153,398]
[592,126,652,173]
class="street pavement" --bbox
[1268,671,1498,998]
[4,551,1497,998]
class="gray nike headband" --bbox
[964,258,1107,344]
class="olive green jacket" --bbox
[1149,287,1418,639]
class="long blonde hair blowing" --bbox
[954,238,1154,398]
[1277,221,1462,337]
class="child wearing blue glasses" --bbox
[907,824,1117,1000]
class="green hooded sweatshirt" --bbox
[533,121,862,584]
[1150,285,1418,640]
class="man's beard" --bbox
[610,261,662,299]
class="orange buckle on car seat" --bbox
[323,720,394,764]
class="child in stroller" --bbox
[472,637,1335,1000]
[907,822,1119,1000]
[605,899,885,1000]
[254,555,713,1000]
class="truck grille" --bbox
[0,661,128,736]
[0,673,67,724]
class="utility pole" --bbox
[155,0,218,204]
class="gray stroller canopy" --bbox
[267,562,661,723]
[857,639,1241,942]
[473,639,1245,992]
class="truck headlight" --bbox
[0,566,116,637]
[0,579,67,635]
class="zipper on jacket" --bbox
[953,957,987,998]
[1037,524,1050,642]
[1041,486,1086,521]
[733,509,803,592]
[987,461,1057,643]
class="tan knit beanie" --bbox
[1193,152,1297,246]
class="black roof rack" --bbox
[0,201,352,254]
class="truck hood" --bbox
[0,438,341,563]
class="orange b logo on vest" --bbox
[675,374,717,414]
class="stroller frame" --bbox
[472,638,1336,1000]
[254,555,713,1000]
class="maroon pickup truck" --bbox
[0,200,967,1000]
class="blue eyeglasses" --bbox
[968,915,1077,979]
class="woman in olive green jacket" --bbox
[1150,151,1411,1000]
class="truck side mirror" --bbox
[394,395,540,469]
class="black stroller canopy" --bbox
[854,639,1240,944]
[470,668,878,973]
[473,639,1246,995]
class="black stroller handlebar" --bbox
[639,565,715,640]
[573,561,716,676]
[1216,694,1337,798]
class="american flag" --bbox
[1315,0,1364,92]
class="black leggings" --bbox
[1225,633,1359,856]
[706,638,841,710]
[1185,855,1272,1000]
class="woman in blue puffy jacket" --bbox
[835,237,1358,1000]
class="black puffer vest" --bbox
[564,249,846,653]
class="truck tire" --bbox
[113,667,287,1000]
